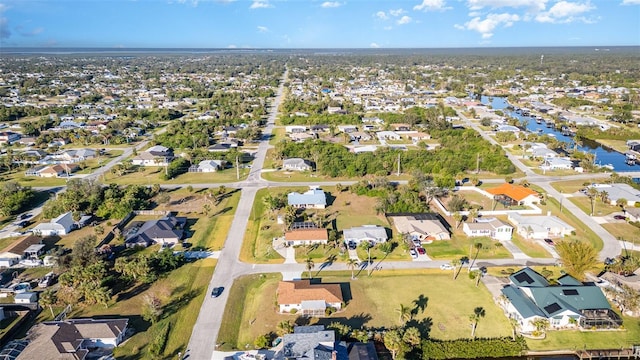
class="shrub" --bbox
[422,337,527,359]
[290,308,298,314]
[254,334,270,349]
[148,321,171,356]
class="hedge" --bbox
[421,337,528,359]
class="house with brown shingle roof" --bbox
[486,183,539,206]
[277,280,343,315]
[284,228,329,246]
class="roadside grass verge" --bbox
[425,234,513,260]
[105,167,248,185]
[510,233,552,258]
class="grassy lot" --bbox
[218,270,512,350]
[184,190,240,250]
[1,169,67,187]
[261,170,410,183]
[295,244,349,262]
[510,233,552,258]
[601,223,640,245]
[269,127,285,145]
[445,190,521,211]
[424,234,513,260]
[551,180,593,193]
[594,139,631,153]
[355,240,413,262]
[105,167,248,185]
[239,188,288,264]
[569,196,620,216]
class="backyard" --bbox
[217,270,513,351]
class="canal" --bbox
[479,96,636,173]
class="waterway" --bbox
[479,96,636,173]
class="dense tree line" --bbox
[0,181,36,216]
[274,129,515,177]
[42,179,155,219]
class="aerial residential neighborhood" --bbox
[0,45,639,360]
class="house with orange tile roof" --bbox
[486,183,539,207]
[284,228,329,246]
[277,280,343,315]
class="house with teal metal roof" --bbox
[501,267,621,334]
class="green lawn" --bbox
[1,169,67,187]
[295,244,349,262]
[105,167,248,185]
[218,270,512,350]
[551,180,591,194]
[425,234,513,260]
[526,317,640,350]
[269,127,285,145]
[510,233,552,258]
[601,223,640,245]
[570,196,620,216]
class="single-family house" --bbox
[486,183,539,207]
[188,159,227,173]
[625,207,640,222]
[338,125,358,133]
[288,187,327,209]
[0,131,21,144]
[463,218,513,241]
[15,318,128,360]
[125,215,186,248]
[0,235,46,261]
[284,228,329,246]
[310,124,330,133]
[283,158,313,172]
[376,131,401,141]
[529,147,558,159]
[588,184,640,206]
[495,124,521,133]
[541,157,573,170]
[388,213,450,241]
[58,148,97,162]
[349,132,372,142]
[289,132,315,142]
[285,125,308,133]
[342,225,388,245]
[508,213,575,239]
[351,145,378,153]
[501,267,621,334]
[131,146,173,166]
[32,212,75,236]
[278,325,348,360]
[277,281,343,315]
[391,123,411,131]
[38,164,79,178]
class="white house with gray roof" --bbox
[32,212,75,236]
[288,187,327,209]
[508,213,574,239]
[343,225,388,245]
[278,325,348,360]
[463,218,513,241]
[588,183,640,206]
[283,158,313,172]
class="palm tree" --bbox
[347,258,359,279]
[469,306,486,338]
[277,320,294,336]
[599,190,610,204]
[587,187,598,215]
[555,239,599,280]
[453,212,463,229]
[468,208,479,223]
[304,257,315,279]
[529,318,549,336]
[360,242,372,276]
[451,259,461,280]
[509,317,520,340]
[396,303,412,324]
[39,289,58,318]
[468,242,483,273]
[616,198,628,212]
[402,327,421,348]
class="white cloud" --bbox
[227,44,237,48]
[257,26,269,32]
[622,0,640,4]
[389,8,405,16]
[535,1,594,23]
[375,11,388,20]
[414,0,449,11]
[370,42,380,48]
[467,0,547,11]
[250,0,272,9]
[321,1,342,8]
[458,12,520,38]
[397,15,412,24]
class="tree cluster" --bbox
[0,181,36,216]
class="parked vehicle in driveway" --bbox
[416,247,426,255]
[409,249,418,259]
[613,215,626,220]
[544,238,555,246]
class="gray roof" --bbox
[282,326,338,360]
[288,188,327,207]
[501,285,546,319]
[343,225,388,242]
[508,213,574,233]
[126,216,185,246]
[590,184,640,203]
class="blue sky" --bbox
[1,0,639,48]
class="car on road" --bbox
[409,249,418,259]
[211,287,224,298]
[18,213,30,220]
[440,264,454,270]
[416,247,426,255]
[544,238,555,246]
[613,215,626,220]
[348,241,357,250]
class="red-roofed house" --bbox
[486,183,539,207]
[277,280,343,315]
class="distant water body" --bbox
[1,46,639,56]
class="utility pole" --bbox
[236,155,240,180]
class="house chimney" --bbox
[332,350,337,360]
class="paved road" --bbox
[186,68,288,360]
